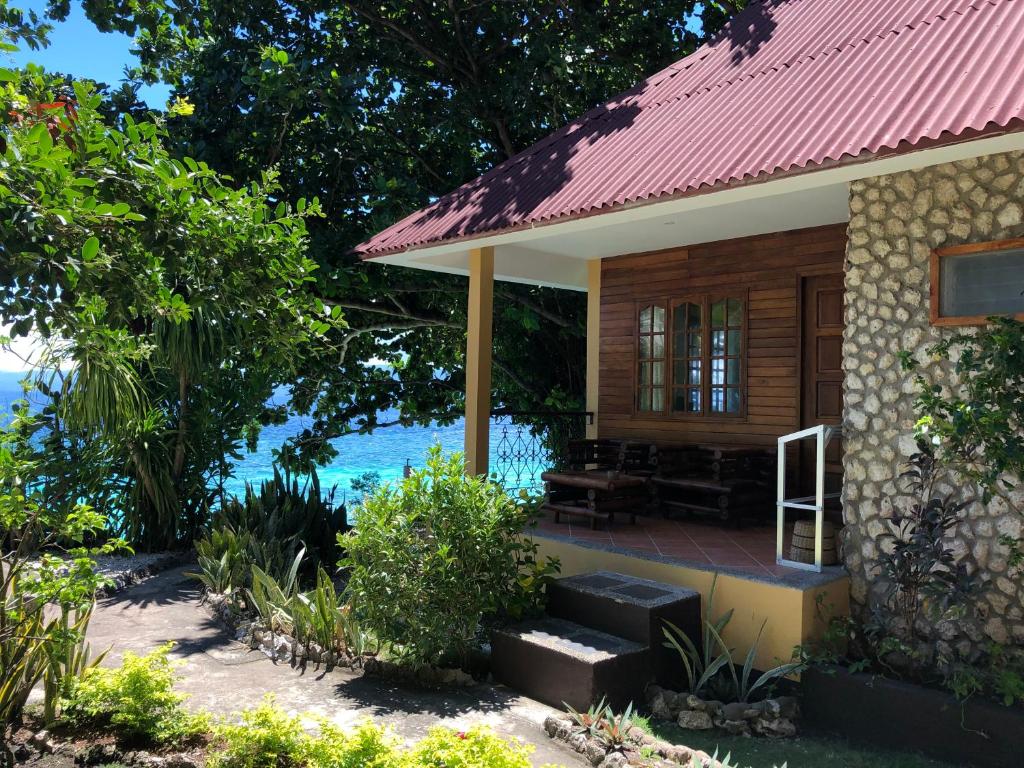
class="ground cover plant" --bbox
[340,445,559,668]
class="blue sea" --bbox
[0,370,530,504]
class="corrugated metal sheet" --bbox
[356,0,1024,256]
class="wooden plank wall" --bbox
[598,223,846,448]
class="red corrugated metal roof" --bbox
[356,0,1024,257]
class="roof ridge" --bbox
[631,0,1003,113]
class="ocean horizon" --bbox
[0,370,530,504]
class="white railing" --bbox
[776,424,842,572]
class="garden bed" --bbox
[802,666,1022,768]
[543,711,726,768]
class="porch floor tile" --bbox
[532,511,815,582]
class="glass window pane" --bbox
[674,361,687,386]
[640,388,651,411]
[653,361,664,385]
[640,335,651,359]
[727,360,740,385]
[939,247,1024,318]
[711,300,726,328]
[727,298,743,326]
[641,363,651,385]
[727,388,742,413]
[674,332,687,358]
[652,387,664,411]
[688,332,701,356]
[688,389,701,412]
[653,334,665,358]
[712,330,725,356]
[653,306,666,332]
[673,389,686,412]
[711,387,725,412]
[712,358,725,385]
[689,361,701,385]
[687,303,702,328]
[640,306,652,333]
[727,329,741,356]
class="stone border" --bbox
[543,712,724,768]
[20,728,203,768]
[204,593,476,687]
[95,551,191,598]
[646,685,798,738]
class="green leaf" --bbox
[82,237,100,262]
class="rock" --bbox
[763,696,799,720]
[720,719,751,736]
[598,753,628,768]
[544,713,570,738]
[676,710,714,730]
[584,737,606,765]
[721,702,755,721]
[658,742,693,763]
[650,691,673,721]
[753,717,797,738]
[29,730,55,754]
[568,733,588,753]
[684,694,706,711]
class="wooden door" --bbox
[800,273,844,512]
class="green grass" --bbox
[650,723,955,768]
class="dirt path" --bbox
[84,566,583,767]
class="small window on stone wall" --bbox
[931,238,1024,326]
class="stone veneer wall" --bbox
[842,150,1024,660]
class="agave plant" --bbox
[662,574,734,697]
[664,574,805,703]
[707,618,806,703]
[247,548,305,633]
[594,701,640,749]
[564,697,609,738]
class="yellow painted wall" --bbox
[531,535,849,671]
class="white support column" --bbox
[464,246,494,477]
[585,259,601,440]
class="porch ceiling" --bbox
[367,131,1024,290]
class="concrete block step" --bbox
[546,571,701,687]
[490,617,649,711]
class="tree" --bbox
[0,63,345,548]
[41,0,747,464]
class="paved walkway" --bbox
[86,566,583,767]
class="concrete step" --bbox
[490,617,649,711]
[546,571,701,686]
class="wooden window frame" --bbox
[633,292,748,420]
[635,302,667,414]
[930,237,1024,326]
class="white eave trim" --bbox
[367,131,1024,268]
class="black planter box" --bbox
[802,666,1023,768]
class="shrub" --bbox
[210,698,548,768]
[340,445,558,667]
[410,725,536,768]
[62,643,208,745]
[209,697,308,768]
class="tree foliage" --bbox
[0,63,344,548]
[37,0,747,464]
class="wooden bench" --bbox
[651,444,775,527]
[540,439,656,529]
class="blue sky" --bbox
[7,0,171,107]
